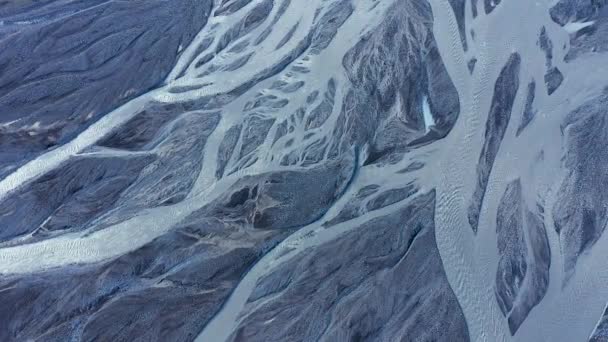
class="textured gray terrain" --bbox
[1,0,608,341]
[494,179,550,335]
[515,80,536,136]
[0,0,212,178]
[552,90,608,284]
[591,304,608,342]
[467,52,521,234]
[228,192,469,342]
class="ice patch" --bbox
[563,21,595,34]
[422,96,435,132]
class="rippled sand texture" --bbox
[1,0,608,341]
